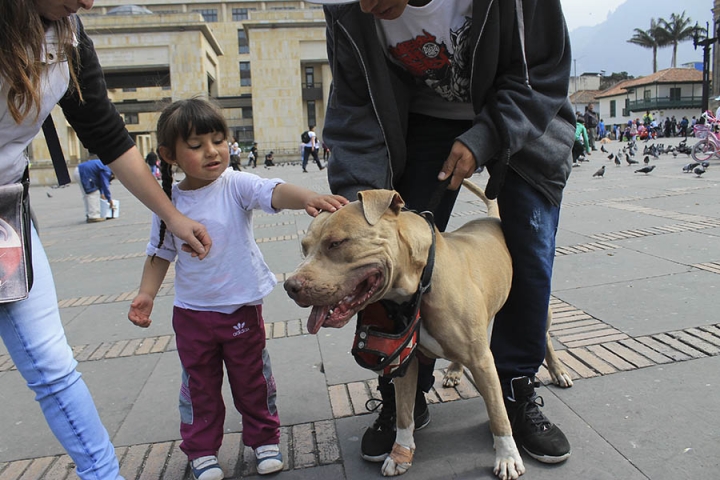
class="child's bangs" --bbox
[179,101,228,139]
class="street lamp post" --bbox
[693,21,718,113]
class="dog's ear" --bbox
[357,189,405,226]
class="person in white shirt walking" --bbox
[301,125,325,172]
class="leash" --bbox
[425,176,452,216]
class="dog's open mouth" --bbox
[307,271,384,334]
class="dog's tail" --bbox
[462,179,500,219]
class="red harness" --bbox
[351,212,436,378]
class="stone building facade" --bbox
[31,1,330,183]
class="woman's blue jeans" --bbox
[491,169,561,391]
[0,225,122,480]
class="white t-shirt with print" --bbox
[377,0,474,120]
[146,170,283,313]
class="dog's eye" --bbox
[328,239,346,250]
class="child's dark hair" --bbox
[154,97,228,250]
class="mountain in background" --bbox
[569,0,713,77]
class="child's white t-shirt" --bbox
[146,170,283,313]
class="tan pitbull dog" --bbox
[284,180,571,479]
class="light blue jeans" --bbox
[0,225,122,480]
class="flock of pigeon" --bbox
[576,140,711,179]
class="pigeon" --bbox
[46,192,52,198]
[634,165,656,174]
[701,161,710,168]
[593,165,605,178]
[683,162,700,173]
[601,145,608,153]
[626,154,638,165]
[607,153,614,161]
[614,156,621,166]
[694,167,706,177]
[643,155,650,165]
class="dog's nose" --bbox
[283,277,303,298]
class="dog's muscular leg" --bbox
[467,352,525,479]
[381,358,418,476]
[544,309,573,388]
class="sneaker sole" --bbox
[523,447,571,464]
[361,452,389,463]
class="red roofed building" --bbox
[594,68,703,133]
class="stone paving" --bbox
[1,137,719,479]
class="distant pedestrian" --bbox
[264,151,275,167]
[73,157,114,223]
[247,142,258,168]
[584,103,598,150]
[301,125,324,172]
[230,142,242,171]
[145,149,159,177]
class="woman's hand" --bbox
[167,215,213,259]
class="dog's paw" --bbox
[548,366,574,388]
[493,435,525,479]
[442,362,464,388]
[381,443,414,476]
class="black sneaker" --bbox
[360,388,431,462]
[505,376,571,464]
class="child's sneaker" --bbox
[255,444,284,475]
[190,455,224,480]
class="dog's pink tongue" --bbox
[307,305,330,334]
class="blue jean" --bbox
[491,169,560,391]
[0,225,122,480]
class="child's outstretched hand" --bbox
[128,293,155,328]
[305,194,348,217]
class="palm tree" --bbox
[658,12,696,68]
[627,19,668,73]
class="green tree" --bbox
[658,11,696,68]
[600,72,634,91]
[627,18,668,73]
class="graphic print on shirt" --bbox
[387,17,472,103]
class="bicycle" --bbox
[691,114,720,162]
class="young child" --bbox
[127,98,347,480]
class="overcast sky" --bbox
[561,0,627,31]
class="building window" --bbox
[669,87,681,101]
[242,107,253,119]
[643,89,651,101]
[124,113,139,125]
[122,87,136,92]
[307,101,316,127]
[239,62,251,86]
[192,9,217,22]
[238,29,249,54]
[232,8,248,21]
[305,66,315,88]
[610,100,616,117]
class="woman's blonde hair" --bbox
[0,1,82,123]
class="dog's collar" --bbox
[414,210,436,298]
[350,211,436,378]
